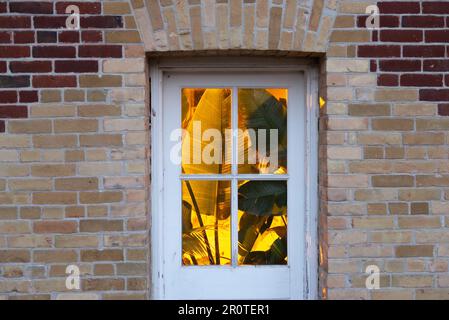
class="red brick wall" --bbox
[357,1,449,115]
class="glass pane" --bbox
[238,88,287,174]
[182,180,231,265]
[237,180,287,265]
[181,88,232,174]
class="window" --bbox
[151,59,318,299]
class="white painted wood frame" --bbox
[149,57,319,300]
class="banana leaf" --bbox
[238,180,287,216]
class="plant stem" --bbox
[183,176,215,265]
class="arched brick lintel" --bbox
[131,0,338,53]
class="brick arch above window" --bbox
[131,0,338,53]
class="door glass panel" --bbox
[182,180,231,265]
[181,88,232,174]
[237,180,288,265]
[238,88,287,174]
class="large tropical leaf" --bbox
[238,180,287,216]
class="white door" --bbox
[161,71,307,299]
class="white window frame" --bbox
[149,57,319,300]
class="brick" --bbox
[19,91,38,103]
[372,119,414,131]
[81,249,124,262]
[0,250,30,263]
[34,221,77,233]
[375,89,418,101]
[396,245,434,257]
[9,179,52,191]
[34,250,77,263]
[64,90,84,102]
[425,30,449,43]
[10,61,52,73]
[10,2,53,14]
[438,104,449,116]
[327,59,369,72]
[0,46,30,58]
[416,119,449,130]
[80,134,123,147]
[78,104,121,117]
[30,105,76,118]
[0,207,16,219]
[354,189,397,201]
[54,119,98,133]
[32,76,76,88]
[378,74,398,87]
[403,16,445,28]
[82,278,125,291]
[79,75,122,87]
[103,59,145,73]
[33,46,76,58]
[81,16,123,29]
[80,219,123,232]
[81,31,103,43]
[37,31,57,43]
[33,15,67,29]
[411,202,429,215]
[105,31,141,43]
[127,278,146,291]
[399,216,440,229]
[378,2,420,14]
[58,31,80,43]
[379,60,421,72]
[55,235,98,248]
[0,91,17,103]
[79,162,121,175]
[31,164,76,177]
[381,30,422,42]
[401,74,443,87]
[394,104,437,116]
[33,192,77,205]
[423,60,449,72]
[348,104,390,116]
[13,31,34,44]
[0,16,31,28]
[55,177,98,191]
[33,135,77,148]
[0,31,10,43]
[372,175,414,187]
[404,45,445,57]
[56,293,99,300]
[423,1,449,14]
[357,45,400,58]
[0,221,30,234]
[116,263,146,275]
[392,275,433,288]
[0,105,27,118]
[403,133,445,145]
[399,189,441,201]
[55,60,98,73]
[0,76,30,88]
[80,191,123,204]
[94,264,114,276]
[420,89,449,101]
[331,30,370,43]
[55,2,101,14]
[104,2,131,14]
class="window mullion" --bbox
[231,87,238,267]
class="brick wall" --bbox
[0,1,149,299]
[324,0,449,299]
[0,0,449,300]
